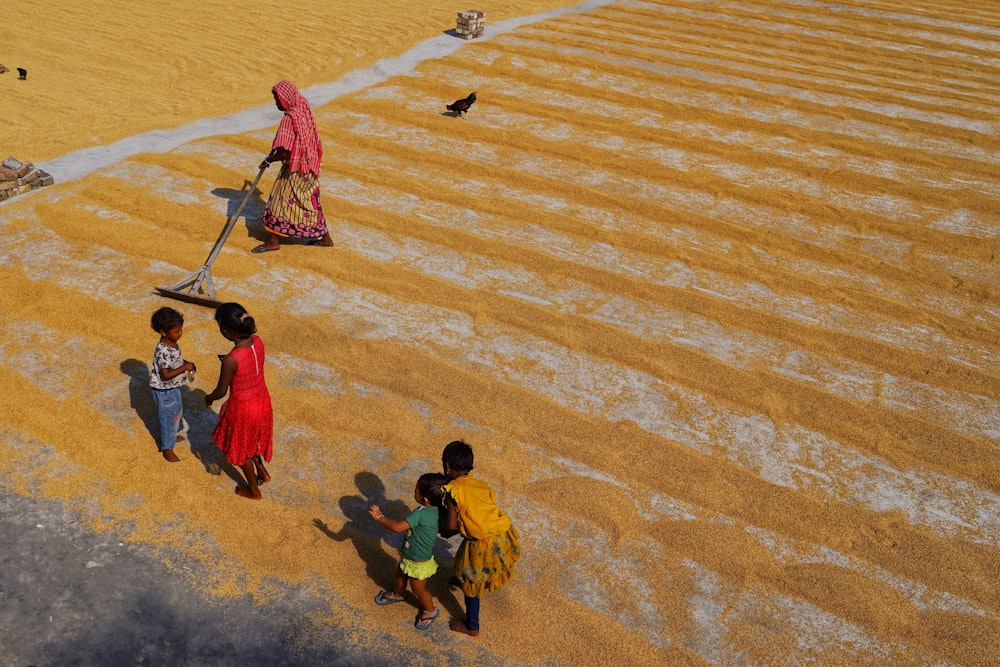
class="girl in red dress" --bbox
[204,302,274,500]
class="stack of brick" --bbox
[456,10,485,40]
[0,157,54,202]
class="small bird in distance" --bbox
[17,68,27,80]
[446,91,476,117]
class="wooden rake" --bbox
[155,166,266,309]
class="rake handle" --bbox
[202,165,267,270]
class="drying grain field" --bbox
[1,0,998,664]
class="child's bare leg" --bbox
[393,567,409,598]
[410,577,435,613]
[412,577,441,629]
[235,458,262,499]
[377,566,408,603]
[253,455,271,484]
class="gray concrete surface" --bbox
[0,488,385,666]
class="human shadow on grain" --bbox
[121,359,160,445]
[312,471,462,616]
[212,181,266,243]
[183,392,244,486]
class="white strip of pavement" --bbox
[36,0,616,186]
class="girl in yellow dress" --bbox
[440,440,521,637]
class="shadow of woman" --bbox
[212,181,266,243]
[120,358,242,484]
[313,471,461,617]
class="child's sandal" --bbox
[415,608,440,630]
[374,591,405,605]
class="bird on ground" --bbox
[446,92,476,117]
[17,68,27,80]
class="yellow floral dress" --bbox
[443,474,521,597]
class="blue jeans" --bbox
[152,387,186,451]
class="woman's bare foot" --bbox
[306,232,334,247]
[252,233,282,253]
[162,450,180,462]
[235,485,262,499]
[257,472,271,484]
[449,619,480,637]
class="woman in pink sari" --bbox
[252,80,333,253]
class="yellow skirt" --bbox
[454,526,521,598]
[400,556,438,581]
[262,165,327,239]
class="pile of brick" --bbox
[0,157,54,202]
[456,10,485,40]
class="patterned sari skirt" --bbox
[454,525,521,598]
[262,165,328,239]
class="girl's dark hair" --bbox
[417,472,448,506]
[442,440,474,473]
[151,307,184,333]
[215,302,257,338]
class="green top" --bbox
[402,505,439,561]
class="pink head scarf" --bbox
[271,80,323,175]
